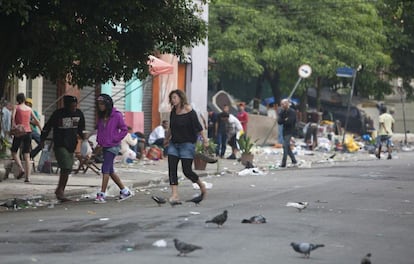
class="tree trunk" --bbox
[265,69,281,106]
[316,76,321,112]
[253,74,264,113]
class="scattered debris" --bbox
[152,239,167,247]
[193,181,213,190]
[286,201,309,212]
[238,168,265,176]
[241,215,266,224]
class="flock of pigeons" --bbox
[150,195,371,263]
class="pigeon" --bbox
[173,238,202,256]
[186,194,204,206]
[241,215,266,224]
[286,201,309,212]
[205,210,228,227]
[151,196,167,206]
[290,242,324,258]
[361,253,372,264]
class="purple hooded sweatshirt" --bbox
[96,107,128,147]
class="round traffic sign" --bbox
[298,64,312,78]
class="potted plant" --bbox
[194,140,217,170]
[238,135,256,166]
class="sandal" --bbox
[24,179,30,183]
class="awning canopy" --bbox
[147,55,173,76]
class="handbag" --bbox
[38,145,51,173]
[10,124,26,137]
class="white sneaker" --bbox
[94,192,106,204]
[118,189,134,202]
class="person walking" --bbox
[376,106,394,160]
[95,94,133,203]
[25,98,42,159]
[40,95,85,201]
[277,99,298,167]
[163,89,208,205]
[215,104,230,158]
[11,93,41,182]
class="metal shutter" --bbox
[79,86,97,133]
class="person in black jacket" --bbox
[277,99,297,167]
[40,95,85,202]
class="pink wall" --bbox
[125,112,144,133]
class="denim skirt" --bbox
[167,142,195,159]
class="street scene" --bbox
[1,1,414,264]
[0,149,414,263]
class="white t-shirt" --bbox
[378,113,394,136]
[120,133,137,154]
[148,125,165,144]
[227,114,243,137]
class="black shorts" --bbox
[228,134,237,149]
[11,133,32,153]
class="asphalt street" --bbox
[0,152,413,264]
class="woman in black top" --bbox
[163,89,208,204]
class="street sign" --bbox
[336,67,354,78]
[298,64,312,78]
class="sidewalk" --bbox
[0,145,412,208]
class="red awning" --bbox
[147,55,173,76]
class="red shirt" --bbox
[237,111,248,132]
[14,105,32,132]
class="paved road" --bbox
[0,153,413,264]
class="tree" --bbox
[380,0,414,99]
[209,0,391,109]
[0,0,207,98]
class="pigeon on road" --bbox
[186,194,204,206]
[205,210,228,227]
[290,242,324,258]
[361,253,372,264]
[173,238,202,256]
[286,201,309,212]
[241,215,267,224]
[151,196,167,206]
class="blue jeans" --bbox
[281,134,297,166]
[215,132,227,157]
[30,131,42,158]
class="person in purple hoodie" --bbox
[94,94,133,203]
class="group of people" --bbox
[119,119,171,163]
[2,88,396,205]
[2,93,42,183]
[208,102,248,159]
[2,89,209,205]
[279,99,396,164]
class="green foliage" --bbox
[209,0,394,102]
[195,140,217,155]
[379,0,414,99]
[0,0,207,95]
[0,137,11,159]
[237,135,256,154]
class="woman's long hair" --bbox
[96,94,113,119]
[168,89,188,109]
